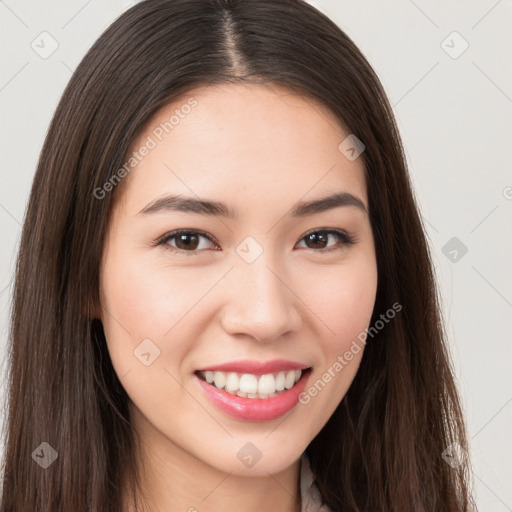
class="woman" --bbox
[0,1,475,511]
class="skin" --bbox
[98,83,378,512]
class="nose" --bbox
[219,255,302,343]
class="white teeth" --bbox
[258,374,276,395]
[198,369,305,398]
[275,371,286,391]
[239,374,258,394]
[225,372,239,392]
[213,371,226,390]
[284,370,296,389]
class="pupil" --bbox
[177,234,198,250]
[307,233,327,249]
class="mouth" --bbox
[194,367,313,399]
[194,366,313,421]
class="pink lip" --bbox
[195,368,312,422]
[197,359,310,374]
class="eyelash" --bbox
[153,228,357,256]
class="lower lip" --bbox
[195,370,311,422]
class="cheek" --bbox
[100,246,224,380]
[101,250,193,339]
[295,260,376,426]
[102,243,377,346]
[298,256,378,351]
[99,250,199,414]
[99,246,173,373]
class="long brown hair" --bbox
[0,1,475,510]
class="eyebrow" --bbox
[138,191,368,218]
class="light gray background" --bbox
[1,1,511,510]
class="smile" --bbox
[195,369,304,398]
[194,366,313,422]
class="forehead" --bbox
[115,83,367,216]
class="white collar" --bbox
[299,452,332,512]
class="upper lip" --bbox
[196,359,311,374]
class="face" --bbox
[99,83,377,478]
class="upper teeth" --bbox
[200,369,302,395]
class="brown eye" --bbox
[296,229,356,253]
[173,233,201,251]
[159,230,217,255]
[303,232,330,249]
[156,228,356,256]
